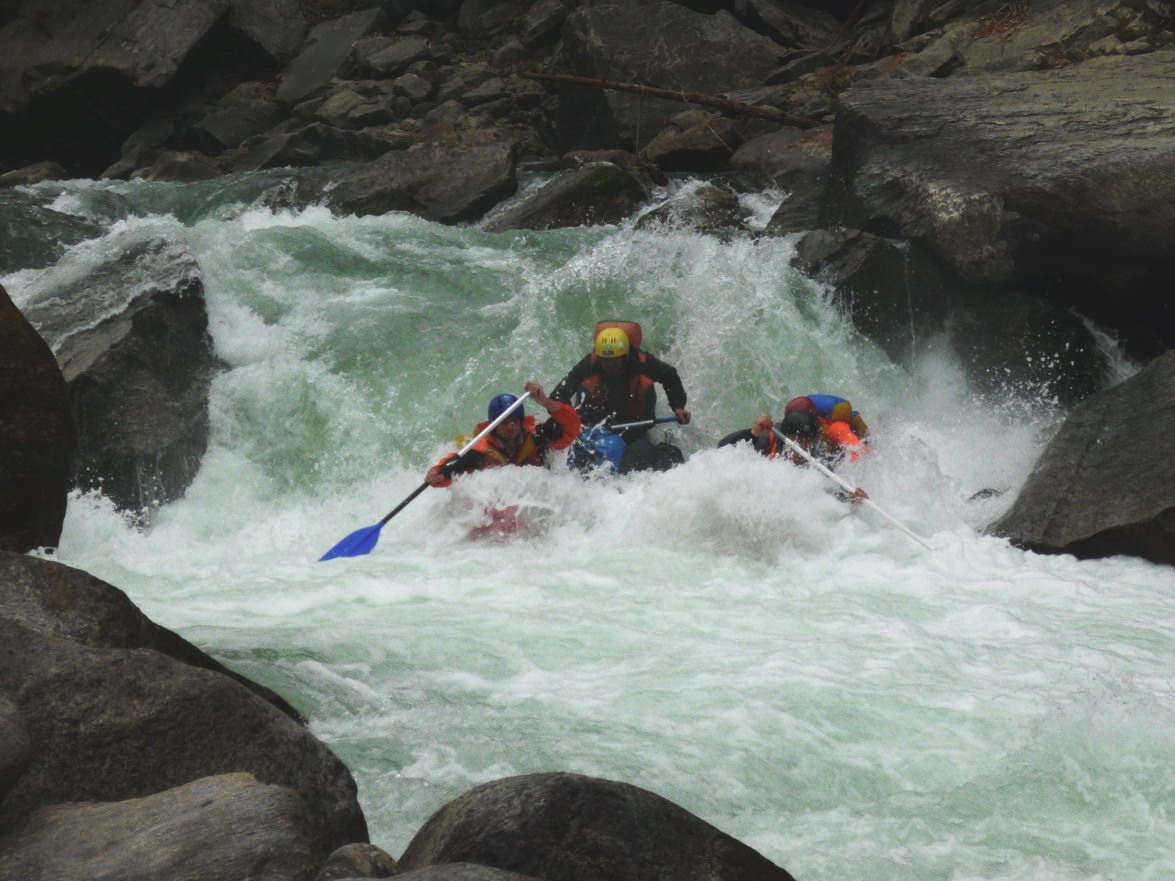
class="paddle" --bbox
[607,415,680,431]
[771,429,933,551]
[319,392,532,561]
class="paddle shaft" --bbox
[608,415,679,431]
[771,429,933,551]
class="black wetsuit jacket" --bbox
[717,428,774,456]
[551,349,687,438]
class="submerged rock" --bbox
[635,184,750,234]
[0,773,316,881]
[484,162,647,231]
[991,350,1175,565]
[0,283,74,553]
[399,771,797,881]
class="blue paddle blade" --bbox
[319,522,385,561]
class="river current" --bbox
[3,174,1174,880]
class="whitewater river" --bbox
[4,174,1174,881]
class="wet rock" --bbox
[320,130,517,222]
[0,696,30,804]
[792,228,1106,404]
[0,0,231,175]
[315,842,399,880]
[641,114,742,172]
[100,118,178,180]
[484,162,646,231]
[190,81,285,152]
[20,242,220,517]
[635,184,750,234]
[276,8,386,104]
[0,616,368,856]
[0,773,316,881]
[0,161,67,188]
[751,127,831,233]
[0,283,74,554]
[521,0,573,47]
[822,51,1175,359]
[362,35,433,78]
[0,550,304,723]
[991,350,1175,565]
[140,150,224,182]
[559,2,783,149]
[398,772,797,881]
[234,122,398,171]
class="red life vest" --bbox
[580,351,655,422]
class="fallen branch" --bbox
[519,71,822,130]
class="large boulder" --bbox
[226,0,310,64]
[276,8,387,105]
[0,283,74,553]
[0,617,368,856]
[0,696,30,805]
[0,0,232,175]
[20,241,222,517]
[0,773,316,881]
[634,184,750,234]
[398,772,797,881]
[0,551,303,723]
[484,162,647,232]
[821,50,1175,360]
[791,228,1107,405]
[558,1,784,149]
[320,132,518,222]
[990,350,1175,565]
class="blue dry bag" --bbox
[570,427,626,473]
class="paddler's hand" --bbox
[524,381,557,412]
[847,487,869,504]
[750,414,773,437]
[673,407,691,425]
[426,465,448,487]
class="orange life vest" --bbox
[580,352,655,422]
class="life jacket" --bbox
[466,415,542,467]
[580,352,655,422]
[784,394,869,462]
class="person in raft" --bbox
[550,321,691,473]
[783,393,869,465]
[425,381,580,487]
[718,407,869,502]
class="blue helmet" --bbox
[488,393,523,422]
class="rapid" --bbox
[3,174,1174,881]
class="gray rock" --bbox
[765,51,834,84]
[0,696,30,804]
[791,228,1107,404]
[0,550,304,723]
[0,0,231,174]
[521,0,572,47]
[822,51,1175,358]
[140,150,223,182]
[888,0,940,43]
[364,36,432,77]
[0,161,67,188]
[0,284,74,554]
[458,0,517,33]
[731,125,831,186]
[0,773,316,881]
[20,241,220,517]
[635,185,750,234]
[315,89,396,130]
[316,842,399,880]
[191,81,286,151]
[948,0,1122,73]
[276,8,386,104]
[227,0,309,63]
[641,114,742,172]
[392,865,539,881]
[744,0,842,50]
[484,162,646,231]
[235,122,397,171]
[398,772,797,881]
[991,350,1175,565]
[394,72,435,102]
[560,2,783,149]
[321,131,517,222]
[0,617,367,857]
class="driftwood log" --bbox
[519,71,821,130]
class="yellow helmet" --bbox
[594,327,630,359]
